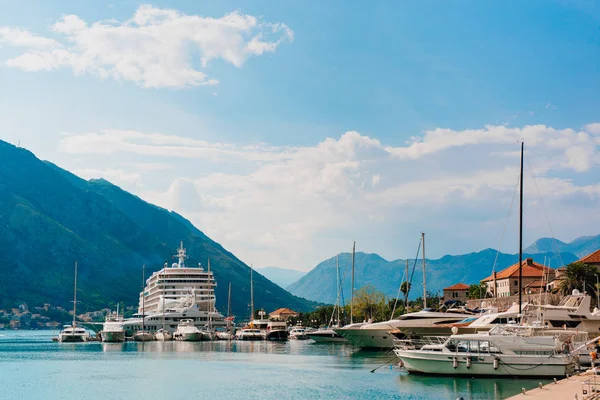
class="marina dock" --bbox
[507,371,600,399]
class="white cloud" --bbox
[1,5,293,88]
[65,123,600,270]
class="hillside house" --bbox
[482,258,555,297]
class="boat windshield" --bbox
[445,338,501,354]
[458,317,478,323]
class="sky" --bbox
[0,1,599,271]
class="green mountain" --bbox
[255,267,306,288]
[525,235,600,258]
[286,250,580,305]
[0,140,317,315]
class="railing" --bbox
[582,375,600,399]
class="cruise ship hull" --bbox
[395,350,574,378]
[101,331,125,343]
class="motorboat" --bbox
[101,311,125,343]
[58,325,88,343]
[335,310,473,349]
[173,319,203,341]
[307,327,347,343]
[393,325,576,377]
[395,303,522,338]
[236,328,264,341]
[133,330,154,342]
[289,327,309,340]
[154,328,173,341]
[265,320,288,341]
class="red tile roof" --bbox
[578,249,600,264]
[269,307,298,317]
[443,283,470,291]
[482,258,553,282]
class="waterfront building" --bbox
[482,258,554,297]
[442,283,469,303]
[269,308,298,321]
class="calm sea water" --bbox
[0,331,546,400]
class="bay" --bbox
[0,331,545,399]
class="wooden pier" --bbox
[507,371,600,399]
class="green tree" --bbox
[468,283,487,300]
[354,285,387,322]
[559,262,598,301]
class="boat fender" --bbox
[453,357,458,369]
[493,357,499,370]
[466,357,471,369]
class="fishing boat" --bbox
[58,262,88,343]
[173,319,203,341]
[393,325,576,378]
[101,306,125,343]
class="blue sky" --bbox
[0,1,599,271]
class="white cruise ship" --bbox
[123,242,226,337]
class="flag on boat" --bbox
[224,316,235,321]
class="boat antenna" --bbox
[518,141,524,315]
[405,259,409,312]
[72,261,78,328]
[207,258,211,272]
[351,241,355,324]
[175,241,187,268]
[422,232,426,309]
[336,255,340,326]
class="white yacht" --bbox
[173,319,203,341]
[289,327,309,340]
[335,310,472,349]
[59,262,88,343]
[101,310,125,343]
[236,328,264,341]
[396,303,522,338]
[307,328,347,343]
[250,310,288,341]
[394,325,576,377]
[123,242,226,337]
[155,329,173,341]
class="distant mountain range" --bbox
[0,140,317,315]
[286,246,588,305]
[255,267,306,288]
[524,235,600,258]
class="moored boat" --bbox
[236,328,264,341]
[289,327,309,340]
[173,319,203,341]
[307,328,346,343]
[154,329,173,341]
[58,262,88,343]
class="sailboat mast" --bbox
[142,265,145,332]
[351,241,355,325]
[518,142,524,314]
[405,259,409,311]
[250,265,254,321]
[422,232,426,309]
[227,282,231,318]
[72,261,78,327]
[336,255,340,326]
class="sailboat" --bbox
[216,282,235,340]
[155,268,173,341]
[58,261,88,343]
[308,255,348,343]
[133,265,154,342]
[236,265,264,341]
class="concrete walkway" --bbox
[507,371,600,399]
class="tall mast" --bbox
[72,261,78,327]
[422,232,427,309]
[405,259,409,311]
[351,241,355,324]
[142,265,146,332]
[336,255,340,326]
[250,265,254,321]
[227,282,231,318]
[518,142,524,314]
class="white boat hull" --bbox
[58,334,88,343]
[395,350,575,378]
[308,330,347,343]
[174,332,203,342]
[133,332,154,342]
[101,331,125,343]
[335,328,395,348]
[155,331,173,341]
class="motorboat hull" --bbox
[308,330,348,343]
[155,331,173,341]
[237,334,264,341]
[335,327,395,348]
[58,334,87,343]
[101,331,125,343]
[199,331,214,341]
[265,330,288,341]
[395,350,575,378]
[133,332,154,342]
[174,332,203,342]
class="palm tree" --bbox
[559,262,598,301]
